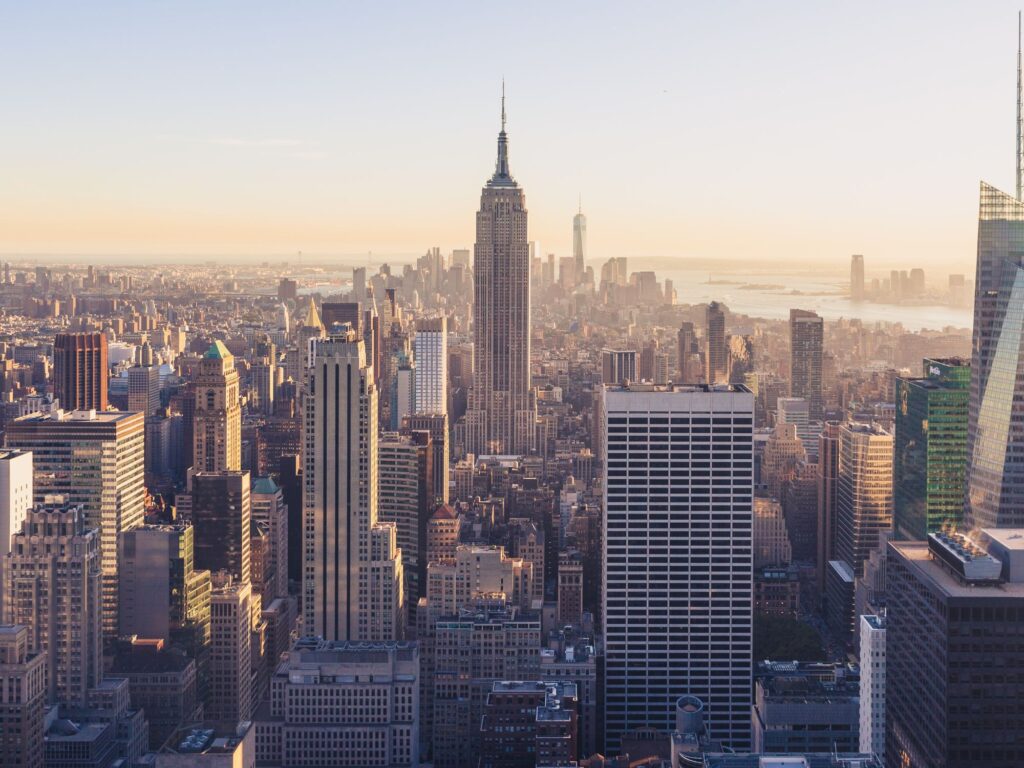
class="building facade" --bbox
[192,340,242,473]
[894,358,969,539]
[3,504,102,706]
[789,309,824,419]
[5,409,145,639]
[466,94,534,455]
[303,330,403,641]
[53,332,108,411]
[966,182,1024,527]
[254,638,419,768]
[602,384,754,752]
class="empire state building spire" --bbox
[489,81,515,187]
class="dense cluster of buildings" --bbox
[0,87,1022,768]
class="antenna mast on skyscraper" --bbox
[501,78,506,132]
[1017,10,1022,200]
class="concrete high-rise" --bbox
[816,421,841,593]
[303,329,403,641]
[887,530,1024,768]
[704,302,728,385]
[379,431,432,628]
[118,524,212,650]
[835,423,893,577]
[3,503,102,706]
[0,625,45,768]
[401,413,449,505]
[254,638,419,768]
[601,349,637,386]
[208,576,252,722]
[53,332,108,411]
[859,614,885,763]
[127,364,160,417]
[789,309,824,419]
[676,321,696,384]
[602,383,754,752]
[5,409,144,639]
[466,90,534,455]
[251,477,289,600]
[966,182,1024,527]
[850,254,865,301]
[413,316,447,416]
[192,340,241,472]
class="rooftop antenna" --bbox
[578,193,582,215]
[1017,10,1022,200]
[501,78,506,132]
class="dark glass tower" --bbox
[894,358,970,539]
[965,182,1024,528]
[789,309,823,419]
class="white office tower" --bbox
[602,383,754,753]
[304,328,403,641]
[413,317,447,416]
[0,450,32,558]
[859,614,886,761]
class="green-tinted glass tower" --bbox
[894,358,970,540]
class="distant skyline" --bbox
[3,2,1023,270]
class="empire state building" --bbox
[466,90,535,455]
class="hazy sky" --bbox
[1,2,1021,272]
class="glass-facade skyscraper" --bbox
[894,358,970,540]
[966,182,1024,528]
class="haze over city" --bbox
[7,6,1024,768]
[3,2,1022,271]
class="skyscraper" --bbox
[602,383,754,752]
[0,625,46,768]
[127,363,160,417]
[965,182,1024,527]
[894,358,969,539]
[835,423,893,577]
[0,450,32,571]
[601,349,637,386]
[53,332,109,411]
[3,503,102,706]
[887,531,1024,768]
[413,316,447,416]
[117,524,211,657]
[789,309,823,419]
[192,340,241,472]
[303,329,403,641]
[378,431,432,627]
[850,254,865,301]
[5,409,145,639]
[676,321,696,384]
[189,470,252,586]
[816,422,841,594]
[704,302,728,385]
[207,576,253,722]
[466,88,534,455]
[573,201,587,280]
[401,413,450,505]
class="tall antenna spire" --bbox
[501,78,506,133]
[1017,10,1022,200]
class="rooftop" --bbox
[889,539,1024,598]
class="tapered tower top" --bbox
[488,81,517,188]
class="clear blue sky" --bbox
[0,1,1020,272]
